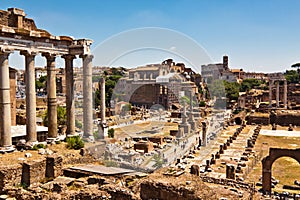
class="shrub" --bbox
[75,119,83,129]
[32,143,46,150]
[93,131,100,140]
[108,128,114,138]
[37,143,46,149]
[66,136,84,150]
[199,101,206,107]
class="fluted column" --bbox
[63,55,76,135]
[0,51,12,147]
[276,81,279,108]
[269,80,273,108]
[80,54,94,137]
[21,51,37,142]
[283,80,287,109]
[43,53,57,138]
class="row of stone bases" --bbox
[190,125,261,179]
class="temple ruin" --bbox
[268,73,287,109]
[0,8,94,148]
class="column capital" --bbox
[42,52,56,60]
[0,47,14,54]
[79,54,94,60]
[0,49,13,56]
[62,54,76,61]
[20,50,37,57]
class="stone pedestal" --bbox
[179,123,191,135]
[201,121,207,147]
[98,125,104,139]
[226,164,235,179]
[176,127,184,138]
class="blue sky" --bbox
[2,0,300,72]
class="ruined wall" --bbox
[0,164,22,192]
[140,176,218,200]
[0,8,37,31]
[247,115,270,125]
[46,155,63,179]
[275,113,300,126]
[0,155,63,191]
[21,159,46,187]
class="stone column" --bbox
[21,51,37,142]
[100,77,105,123]
[283,80,287,109]
[276,81,279,108]
[0,51,12,147]
[269,80,272,108]
[63,55,76,135]
[43,53,57,138]
[80,54,94,137]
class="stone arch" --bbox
[262,148,300,193]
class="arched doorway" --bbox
[262,148,300,193]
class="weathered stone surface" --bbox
[21,159,46,187]
[140,172,218,200]
[53,176,75,186]
[0,165,22,191]
[46,155,63,179]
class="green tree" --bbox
[92,75,102,83]
[66,136,84,150]
[36,75,47,91]
[223,81,240,101]
[121,103,132,115]
[94,74,124,108]
[208,79,225,98]
[284,70,300,84]
[240,78,264,92]
[291,63,300,74]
